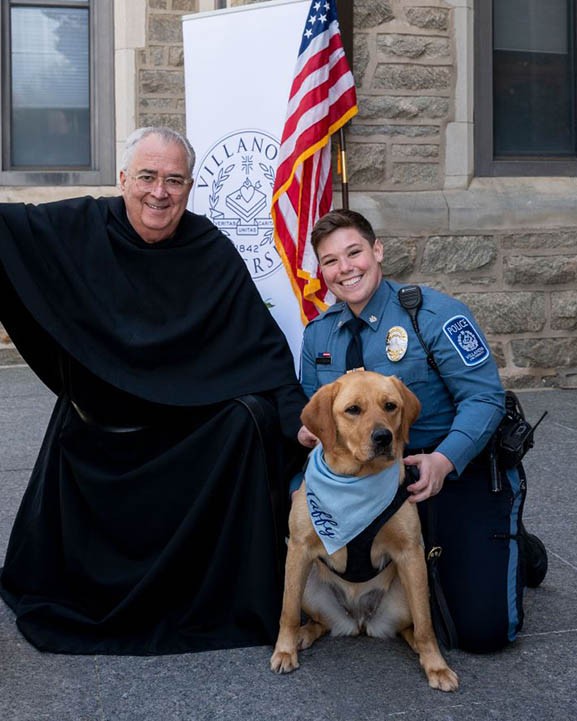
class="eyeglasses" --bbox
[128,173,193,196]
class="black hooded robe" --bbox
[0,196,306,655]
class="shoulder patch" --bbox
[442,315,489,367]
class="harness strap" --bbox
[321,483,410,584]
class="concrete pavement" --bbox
[1,365,576,721]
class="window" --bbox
[475,0,577,176]
[0,0,114,185]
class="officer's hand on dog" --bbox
[298,424,319,448]
[404,452,454,502]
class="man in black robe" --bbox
[0,126,307,655]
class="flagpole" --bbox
[338,127,350,210]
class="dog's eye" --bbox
[384,402,397,412]
[345,405,362,416]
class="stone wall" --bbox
[380,227,577,389]
[351,0,453,191]
[134,0,455,190]
[136,0,198,133]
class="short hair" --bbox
[310,209,377,256]
[121,127,196,177]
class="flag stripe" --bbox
[276,58,356,172]
[272,0,358,324]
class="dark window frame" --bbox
[0,0,115,186]
[475,0,577,176]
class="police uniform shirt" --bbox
[301,279,505,474]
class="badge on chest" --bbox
[385,326,408,362]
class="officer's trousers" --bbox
[418,452,526,654]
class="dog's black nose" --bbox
[371,428,392,449]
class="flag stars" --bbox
[324,1,330,10]
[314,1,322,10]
[319,13,327,23]
[304,28,313,38]
[308,14,317,24]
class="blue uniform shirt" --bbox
[301,279,505,475]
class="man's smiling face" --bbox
[119,133,193,244]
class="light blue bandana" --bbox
[305,444,402,556]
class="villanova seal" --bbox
[192,130,282,281]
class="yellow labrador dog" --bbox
[270,371,458,692]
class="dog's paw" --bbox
[427,666,459,692]
[270,649,300,674]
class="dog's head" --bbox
[301,371,421,476]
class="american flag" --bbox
[271,0,358,323]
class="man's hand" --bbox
[297,424,318,448]
[404,451,454,503]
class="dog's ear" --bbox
[301,381,340,451]
[391,376,421,445]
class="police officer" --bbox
[297,208,546,654]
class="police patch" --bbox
[442,315,489,366]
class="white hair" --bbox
[121,127,196,176]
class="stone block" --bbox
[551,291,577,330]
[393,144,439,159]
[138,114,185,133]
[391,163,439,187]
[455,292,546,334]
[379,236,418,277]
[149,0,169,9]
[349,124,441,139]
[140,98,181,111]
[490,341,506,368]
[349,190,449,235]
[140,69,185,95]
[140,47,166,67]
[405,7,450,32]
[373,64,451,91]
[0,346,23,365]
[511,338,577,368]
[355,0,395,28]
[547,368,577,389]
[504,256,577,286]
[346,143,387,186]
[423,235,497,273]
[169,47,185,67]
[445,179,577,233]
[353,34,370,86]
[377,34,451,60]
[0,327,22,365]
[149,16,183,44]
[173,0,200,10]
[500,373,548,389]
[359,95,449,120]
[501,230,577,250]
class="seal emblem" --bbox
[191,129,282,281]
[386,326,408,362]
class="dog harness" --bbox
[324,483,411,583]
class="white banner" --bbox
[182,0,310,366]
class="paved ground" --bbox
[0,365,576,721]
